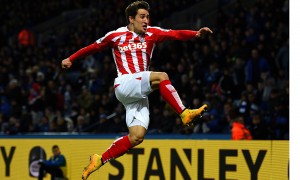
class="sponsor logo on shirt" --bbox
[118,42,147,52]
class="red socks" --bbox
[159,80,186,114]
[101,135,132,163]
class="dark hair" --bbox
[52,145,59,149]
[125,1,150,24]
[234,116,244,123]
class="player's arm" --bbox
[154,27,213,42]
[61,33,113,69]
[61,43,101,69]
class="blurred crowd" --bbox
[0,0,289,140]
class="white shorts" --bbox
[114,72,153,129]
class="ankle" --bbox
[101,157,104,165]
[180,108,187,115]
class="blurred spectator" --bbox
[275,40,289,79]
[0,96,11,119]
[73,115,88,133]
[219,101,235,133]
[95,113,108,133]
[18,29,35,46]
[173,117,193,134]
[262,76,275,102]
[3,116,20,135]
[0,113,4,133]
[37,115,50,132]
[159,108,177,133]
[231,116,252,140]
[248,114,269,140]
[245,49,270,85]
[6,79,23,105]
[231,57,246,98]
[43,80,58,111]
[49,121,59,132]
[77,86,94,112]
[218,67,236,99]
[109,115,127,133]
[63,84,73,116]
[56,113,68,132]
[234,91,249,118]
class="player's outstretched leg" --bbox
[82,154,103,180]
[180,104,208,126]
[82,135,133,179]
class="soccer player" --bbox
[61,1,212,179]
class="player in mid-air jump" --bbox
[61,1,212,179]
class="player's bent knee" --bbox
[135,137,144,145]
[133,135,144,146]
[129,134,144,146]
[128,125,147,146]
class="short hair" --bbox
[125,1,150,24]
[234,116,244,123]
[52,145,59,150]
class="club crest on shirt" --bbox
[139,36,145,42]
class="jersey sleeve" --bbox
[150,27,197,43]
[69,32,114,62]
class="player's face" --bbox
[131,9,149,34]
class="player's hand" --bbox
[195,27,213,38]
[61,58,72,69]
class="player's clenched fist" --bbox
[195,27,213,38]
[61,58,72,69]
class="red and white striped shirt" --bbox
[69,26,197,76]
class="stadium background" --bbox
[0,0,289,179]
